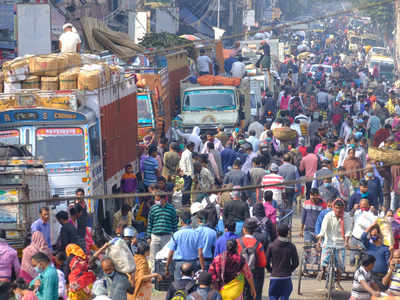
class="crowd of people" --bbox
[2,13,400,300]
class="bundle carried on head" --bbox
[368,147,400,165]
[272,127,298,142]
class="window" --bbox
[0,130,19,145]
[89,124,101,162]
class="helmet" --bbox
[123,226,137,238]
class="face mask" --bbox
[106,271,115,278]
[387,217,394,223]
[34,266,43,274]
[371,235,378,241]
[324,182,330,188]
[360,207,369,212]
[361,192,369,198]
[395,263,400,270]
[367,172,373,178]
[154,200,161,206]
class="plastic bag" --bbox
[105,238,136,273]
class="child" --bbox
[54,252,67,300]
[350,254,381,299]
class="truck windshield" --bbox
[137,94,154,126]
[183,90,235,111]
[36,128,85,163]
[0,130,19,144]
[380,64,394,73]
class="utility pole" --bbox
[217,0,220,28]
[396,0,400,72]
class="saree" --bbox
[66,244,96,300]
[133,254,152,300]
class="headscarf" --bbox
[332,198,345,239]
[20,231,52,281]
[66,243,87,260]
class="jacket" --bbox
[266,238,299,277]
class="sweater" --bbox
[266,238,299,277]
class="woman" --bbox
[252,202,277,250]
[209,239,256,300]
[19,231,52,283]
[391,208,400,249]
[361,223,390,291]
[133,242,162,300]
[11,278,38,300]
[66,243,96,300]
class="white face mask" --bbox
[386,217,394,223]
[154,200,161,206]
[15,294,22,300]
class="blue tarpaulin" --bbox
[180,6,213,37]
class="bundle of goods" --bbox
[0,53,122,93]
[368,147,400,164]
[135,73,147,88]
[272,127,298,142]
[197,75,241,87]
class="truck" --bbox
[366,54,395,82]
[178,78,250,133]
[0,65,138,227]
[0,145,50,252]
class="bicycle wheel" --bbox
[326,264,335,300]
[297,254,304,295]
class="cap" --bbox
[123,226,137,238]
[190,202,204,215]
[63,23,73,30]
[197,271,212,285]
[270,163,279,172]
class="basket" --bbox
[154,259,173,291]
[368,147,400,164]
[273,127,298,142]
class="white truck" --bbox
[179,78,250,133]
[0,145,50,251]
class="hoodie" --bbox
[266,238,299,277]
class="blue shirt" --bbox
[168,226,200,261]
[214,232,238,257]
[30,265,58,300]
[314,208,332,235]
[142,156,159,186]
[361,232,390,274]
[31,218,52,250]
[196,225,217,259]
[220,147,238,174]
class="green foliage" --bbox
[352,0,394,34]
[139,32,192,48]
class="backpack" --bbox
[238,238,260,272]
[171,281,196,300]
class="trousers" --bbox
[268,278,292,300]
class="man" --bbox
[364,168,383,208]
[300,188,327,243]
[99,257,133,300]
[30,252,58,300]
[166,263,197,300]
[223,187,250,234]
[248,119,264,139]
[0,229,20,299]
[214,221,238,257]
[142,146,160,189]
[299,146,319,199]
[122,226,138,255]
[279,153,300,208]
[162,142,181,181]
[55,210,85,251]
[312,159,333,188]
[348,179,378,211]
[231,56,246,78]
[120,165,137,207]
[196,210,217,271]
[197,49,212,76]
[317,199,352,290]
[241,143,257,175]
[165,211,200,280]
[237,218,267,300]
[220,140,238,174]
[382,249,400,295]
[215,124,229,146]
[318,177,340,204]
[246,130,260,152]
[262,163,285,208]
[31,207,52,249]
[147,194,178,272]
[314,199,333,236]
[249,157,267,203]
[112,204,133,234]
[316,88,329,110]
[343,147,363,182]
[223,159,249,191]
[180,142,195,206]
[187,271,221,300]
[266,224,299,300]
[207,142,223,184]
[202,133,223,153]
[59,23,81,53]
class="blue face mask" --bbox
[106,271,115,278]
[324,182,330,188]
[34,266,43,274]
[361,192,369,198]
[371,235,378,241]
[367,172,373,178]
[396,263,400,270]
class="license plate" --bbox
[266,118,272,122]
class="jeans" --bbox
[304,230,317,243]
[391,192,400,211]
[305,182,312,200]
[269,278,292,300]
[182,175,192,206]
[149,233,171,272]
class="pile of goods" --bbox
[368,147,400,164]
[1,53,124,93]
[272,127,298,142]
[197,75,241,87]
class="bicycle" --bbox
[324,247,344,300]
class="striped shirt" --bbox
[389,269,400,294]
[262,173,285,205]
[142,156,159,186]
[301,199,327,231]
[351,266,373,300]
[147,203,178,238]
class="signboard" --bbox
[0,110,86,125]
[243,10,255,27]
[0,190,19,224]
[37,128,83,136]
